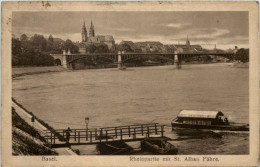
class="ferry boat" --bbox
[171,110,249,131]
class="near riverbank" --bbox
[12,99,78,155]
[12,107,58,155]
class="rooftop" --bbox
[177,110,224,119]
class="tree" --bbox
[118,43,133,52]
[51,41,63,54]
[48,34,54,43]
[12,35,56,66]
[94,44,109,53]
[64,39,79,53]
[31,34,47,52]
[46,34,54,51]
[86,44,97,53]
[12,38,22,66]
[235,48,249,62]
[20,34,28,41]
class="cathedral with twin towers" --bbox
[79,19,115,53]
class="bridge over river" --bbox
[50,51,234,70]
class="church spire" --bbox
[89,19,95,37]
[186,34,190,48]
[81,19,88,42]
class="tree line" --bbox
[12,33,249,66]
[12,34,79,66]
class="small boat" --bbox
[141,138,178,155]
[171,110,249,131]
[97,141,133,155]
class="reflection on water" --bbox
[12,64,249,154]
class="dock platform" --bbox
[43,123,166,148]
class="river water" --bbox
[12,63,249,155]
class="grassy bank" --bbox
[12,107,58,155]
[12,98,66,142]
[12,66,64,78]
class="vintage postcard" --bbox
[1,1,259,167]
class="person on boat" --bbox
[65,127,72,142]
[224,117,229,124]
[218,116,223,124]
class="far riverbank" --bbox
[12,66,64,78]
[232,62,249,68]
[12,62,243,78]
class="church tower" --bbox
[89,19,95,37]
[82,20,88,42]
[186,35,191,48]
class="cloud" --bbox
[12,12,249,50]
[114,28,136,32]
[166,23,191,28]
[191,28,230,39]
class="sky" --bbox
[12,11,249,49]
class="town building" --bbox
[79,20,115,53]
[161,45,175,53]
[173,35,202,53]
[134,41,163,53]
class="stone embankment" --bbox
[12,99,77,155]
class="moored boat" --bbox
[97,141,133,155]
[171,110,249,131]
[141,138,178,155]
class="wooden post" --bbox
[133,128,136,139]
[141,125,144,136]
[78,132,80,143]
[90,131,92,143]
[53,134,56,144]
[147,127,150,138]
[74,130,76,141]
[155,124,157,134]
[95,129,97,140]
[120,129,123,140]
[99,130,102,143]
[161,126,164,137]
[50,132,53,144]
[115,127,117,138]
[63,130,65,138]
[100,128,103,138]
[86,129,88,141]
[105,130,108,142]
[128,126,131,137]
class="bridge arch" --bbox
[54,59,62,66]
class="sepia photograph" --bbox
[1,1,259,167]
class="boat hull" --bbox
[97,141,133,155]
[171,122,249,131]
[141,139,178,155]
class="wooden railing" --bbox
[44,123,165,145]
